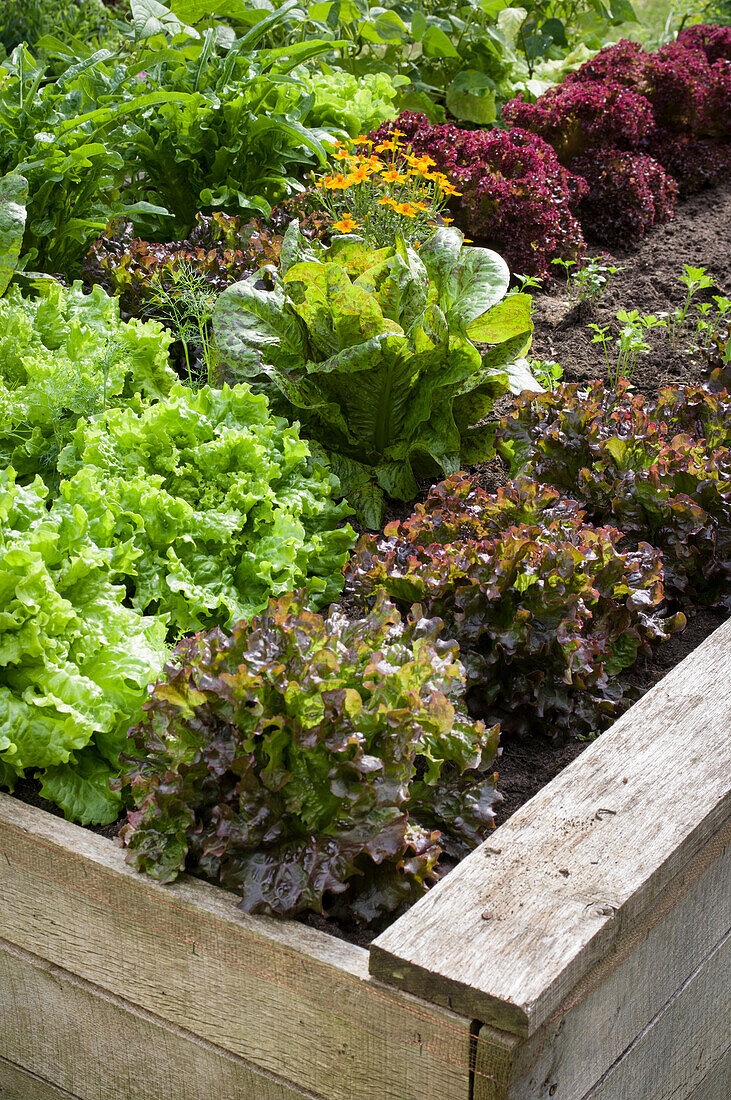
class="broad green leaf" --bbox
[0,173,28,297]
[40,747,121,826]
[466,293,533,345]
[131,0,198,40]
[446,71,497,124]
[421,230,510,331]
[213,280,306,375]
[422,25,461,58]
[284,261,396,353]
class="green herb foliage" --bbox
[496,380,731,606]
[117,590,500,923]
[345,475,684,739]
[213,224,534,527]
[57,383,356,634]
[0,280,175,486]
[0,467,168,823]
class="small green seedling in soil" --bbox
[552,256,621,307]
[689,296,731,360]
[659,264,715,350]
[589,309,665,389]
[530,357,564,392]
[512,272,543,294]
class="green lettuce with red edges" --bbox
[345,475,684,740]
[116,591,500,924]
[495,380,731,608]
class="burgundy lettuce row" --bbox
[345,476,682,741]
[675,24,731,64]
[640,129,731,193]
[568,148,677,245]
[504,31,731,221]
[369,113,587,279]
[501,83,656,162]
[116,591,500,924]
[495,381,731,607]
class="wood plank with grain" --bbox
[0,1058,80,1100]
[0,936,319,1100]
[0,793,485,1100]
[581,930,730,1100]
[370,617,731,1036]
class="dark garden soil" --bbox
[9,181,730,946]
[530,177,731,393]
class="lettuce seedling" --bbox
[213,224,534,527]
[117,591,500,923]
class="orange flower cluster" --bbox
[315,130,461,247]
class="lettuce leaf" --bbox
[0,468,168,822]
[57,383,355,632]
[0,280,175,485]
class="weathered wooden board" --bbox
[0,1058,79,1100]
[371,617,731,1036]
[0,793,483,1100]
[478,821,731,1099]
[686,1047,731,1100]
[581,930,730,1100]
[0,936,318,1100]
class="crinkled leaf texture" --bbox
[0,280,175,485]
[0,172,27,297]
[0,468,168,823]
[58,383,355,633]
[345,475,685,740]
[117,591,500,924]
[495,380,731,607]
[213,227,534,527]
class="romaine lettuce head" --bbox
[214,226,535,527]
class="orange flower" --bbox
[374,139,398,153]
[323,173,351,190]
[332,216,361,232]
[441,215,454,224]
[380,166,407,184]
[407,154,436,172]
[333,149,355,162]
[354,136,373,145]
[377,196,397,207]
[345,167,368,184]
[439,180,463,197]
[393,202,418,217]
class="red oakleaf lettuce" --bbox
[345,476,683,739]
[117,591,500,923]
[495,381,731,607]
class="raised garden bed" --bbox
[2,615,728,1100]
